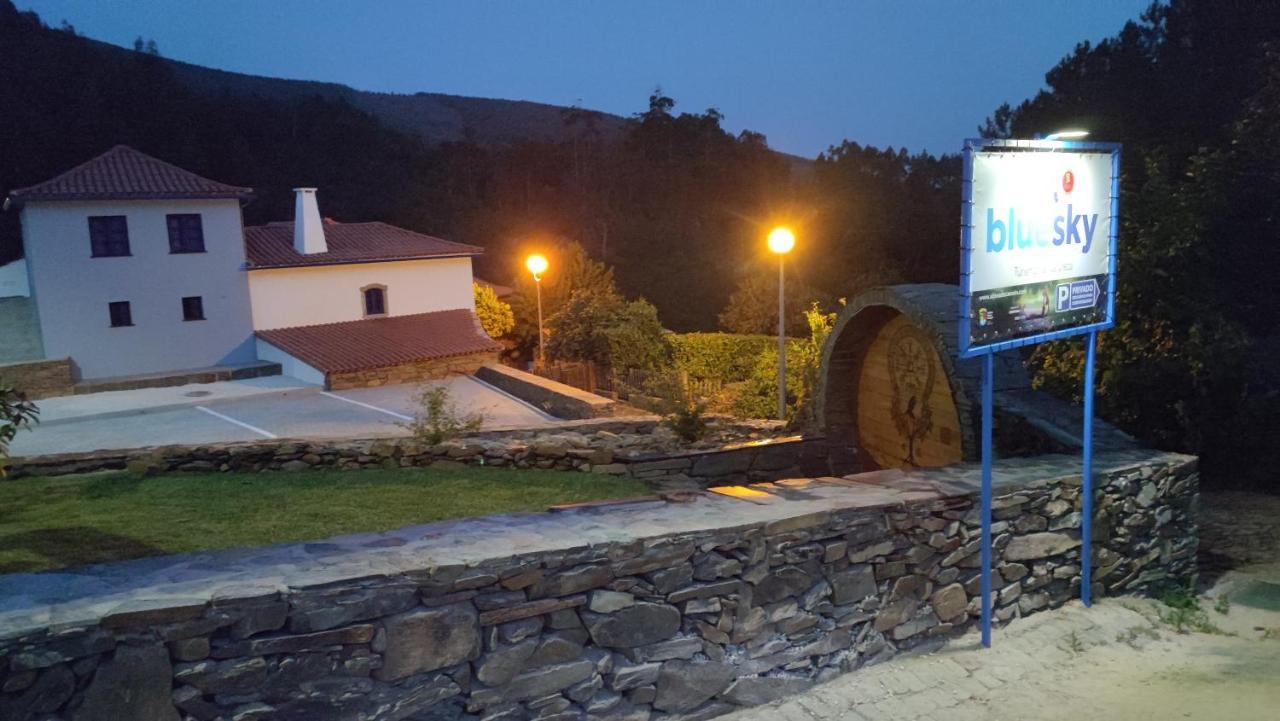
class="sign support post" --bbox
[1081,329,1097,606]
[980,352,994,647]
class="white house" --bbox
[3,146,499,390]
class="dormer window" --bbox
[362,285,387,317]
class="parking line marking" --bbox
[320,391,413,421]
[195,405,278,438]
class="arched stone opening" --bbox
[817,284,986,470]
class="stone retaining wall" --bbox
[0,451,1198,721]
[476,365,618,419]
[329,352,500,391]
[0,358,73,400]
[6,420,855,491]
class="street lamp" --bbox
[526,253,549,366]
[1045,129,1090,141]
[767,227,795,421]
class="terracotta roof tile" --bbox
[255,309,502,374]
[7,145,252,205]
[244,221,483,269]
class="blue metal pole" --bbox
[981,351,994,647]
[1081,330,1097,606]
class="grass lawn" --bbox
[0,466,650,574]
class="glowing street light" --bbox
[1045,129,1090,141]
[526,253,549,366]
[767,227,795,421]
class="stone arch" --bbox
[817,283,1030,469]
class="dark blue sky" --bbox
[19,1,1153,157]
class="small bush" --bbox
[0,385,40,477]
[473,282,515,338]
[1156,586,1228,634]
[626,369,709,442]
[400,384,484,445]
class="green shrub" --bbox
[400,384,484,445]
[724,302,839,423]
[730,341,807,420]
[0,385,39,477]
[1156,586,1227,635]
[547,292,668,372]
[667,332,775,382]
[630,369,709,442]
[603,299,669,372]
[473,282,515,338]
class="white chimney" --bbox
[292,188,327,255]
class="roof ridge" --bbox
[8,145,252,203]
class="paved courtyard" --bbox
[724,587,1280,721]
[10,374,559,456]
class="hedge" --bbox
[666,332,779,382]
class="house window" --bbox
[108,301,132,327]
[167,214,206,253]
[89,216,130,257]
[362,285,387,316]
[182,296,205,321]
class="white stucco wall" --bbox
[0,259,30,298]
[20,199,256,379]
[255,338,325,386]
[246,256,476,330]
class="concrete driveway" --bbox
[10,375,559,456]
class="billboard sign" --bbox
[959,138,1120,356]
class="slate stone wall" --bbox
[0,453,1197,721]
[475,365,619,420]
[6,423,853,492]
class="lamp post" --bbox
[526,253,549,367]
[767,227,795,421]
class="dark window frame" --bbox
[166,213,206,254]
[108,301,133,328]
[362,284,388,317]
[88,216,131,257]
[181,295,205,322]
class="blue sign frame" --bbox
[958,137,1121,648]
[958,138,1121,358]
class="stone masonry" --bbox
[5,418,851,492]
[328,352,500,391]
[0,450,1197,721]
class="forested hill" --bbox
[158,51,632,148]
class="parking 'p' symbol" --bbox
[1056,284,1071,312]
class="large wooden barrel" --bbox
[817,284,1030,470]
[853,313,963,468]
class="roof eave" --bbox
[245,251,484,271]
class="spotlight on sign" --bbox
[1045,129,1090,141]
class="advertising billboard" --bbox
[959,139,1120,356]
